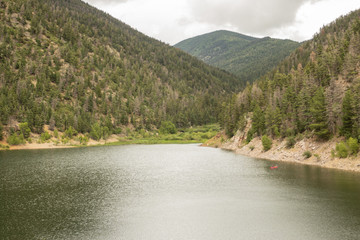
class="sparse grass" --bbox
[0,144,10,150]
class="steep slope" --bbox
[175,30,300,82]
[220,9,360,157]
[0,0,243,140]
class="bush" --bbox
[78,135,89,145]
[286,136,296,148]
[261,135,272,151]
[286,128,295,137]
[40,131,52,142]
[64,126,77,139]
[303,151,312,159]
[347,137,359,155]
[159,121,177,134]
[90,123,102,141]
[54,129,59,138]
[19,122,31,139]
[336,142,348,158]
[273,126,280,138]
[113,128,122,134]
[7,133,25,145]
[102,126,110,140]
[249,145,255,151]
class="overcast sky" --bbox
[83,0,360,45]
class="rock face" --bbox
[214,130,360,172]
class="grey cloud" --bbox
[188,0,322,35]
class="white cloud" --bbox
[83,0,360,44]
[269,0,360,41]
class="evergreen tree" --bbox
[309,87,330,140]
[222,94,240,137]
[296,88,311,133]
[341,90,354,138]
[252,105,265,136]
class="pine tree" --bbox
[223,95,240,137]
[252,105,265,136]
[309,87,330,140]
[296,88,311,133]
[341,90,354,138]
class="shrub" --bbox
[347,137,359,155]
[286,136,296,148]
[79,135,89,145]
[19,122,31,139]
[113,128,122,134]
[261,135,272,151]
[273,126,280,138]
[64,126,77,139]
[286,128,295,137]
[201,133,210,139]
[61,137,69,144]
[303,151,312,159]
[40,131,52,142]
[90,123,102,141]
[7,133,25,145]
[102,126,110,140]
[159,121,177,134]
[249,145,255,151]
[54,129,59,138]
[336,142,348,158]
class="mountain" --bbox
[221,9,360,149]
[175,30,300,83]
[0,0,243,141]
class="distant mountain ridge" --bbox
[175,30,300,82]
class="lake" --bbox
[1,144,360,240]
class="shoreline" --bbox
[0,138,203,151]
[203,132,360,173]
[4,133,360,174]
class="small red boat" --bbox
[270,165,278,169]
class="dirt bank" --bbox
[203,130,360,173]
[0,135,120,151]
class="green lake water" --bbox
[1,144,360,239]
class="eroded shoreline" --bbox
[203,132,360,173]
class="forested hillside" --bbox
[221,9,360,153]
[0,0,243,141]
[175,30,300,83]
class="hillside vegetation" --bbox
[175,30,300,83]
[221,9,360,157]
[0,0,243,143]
